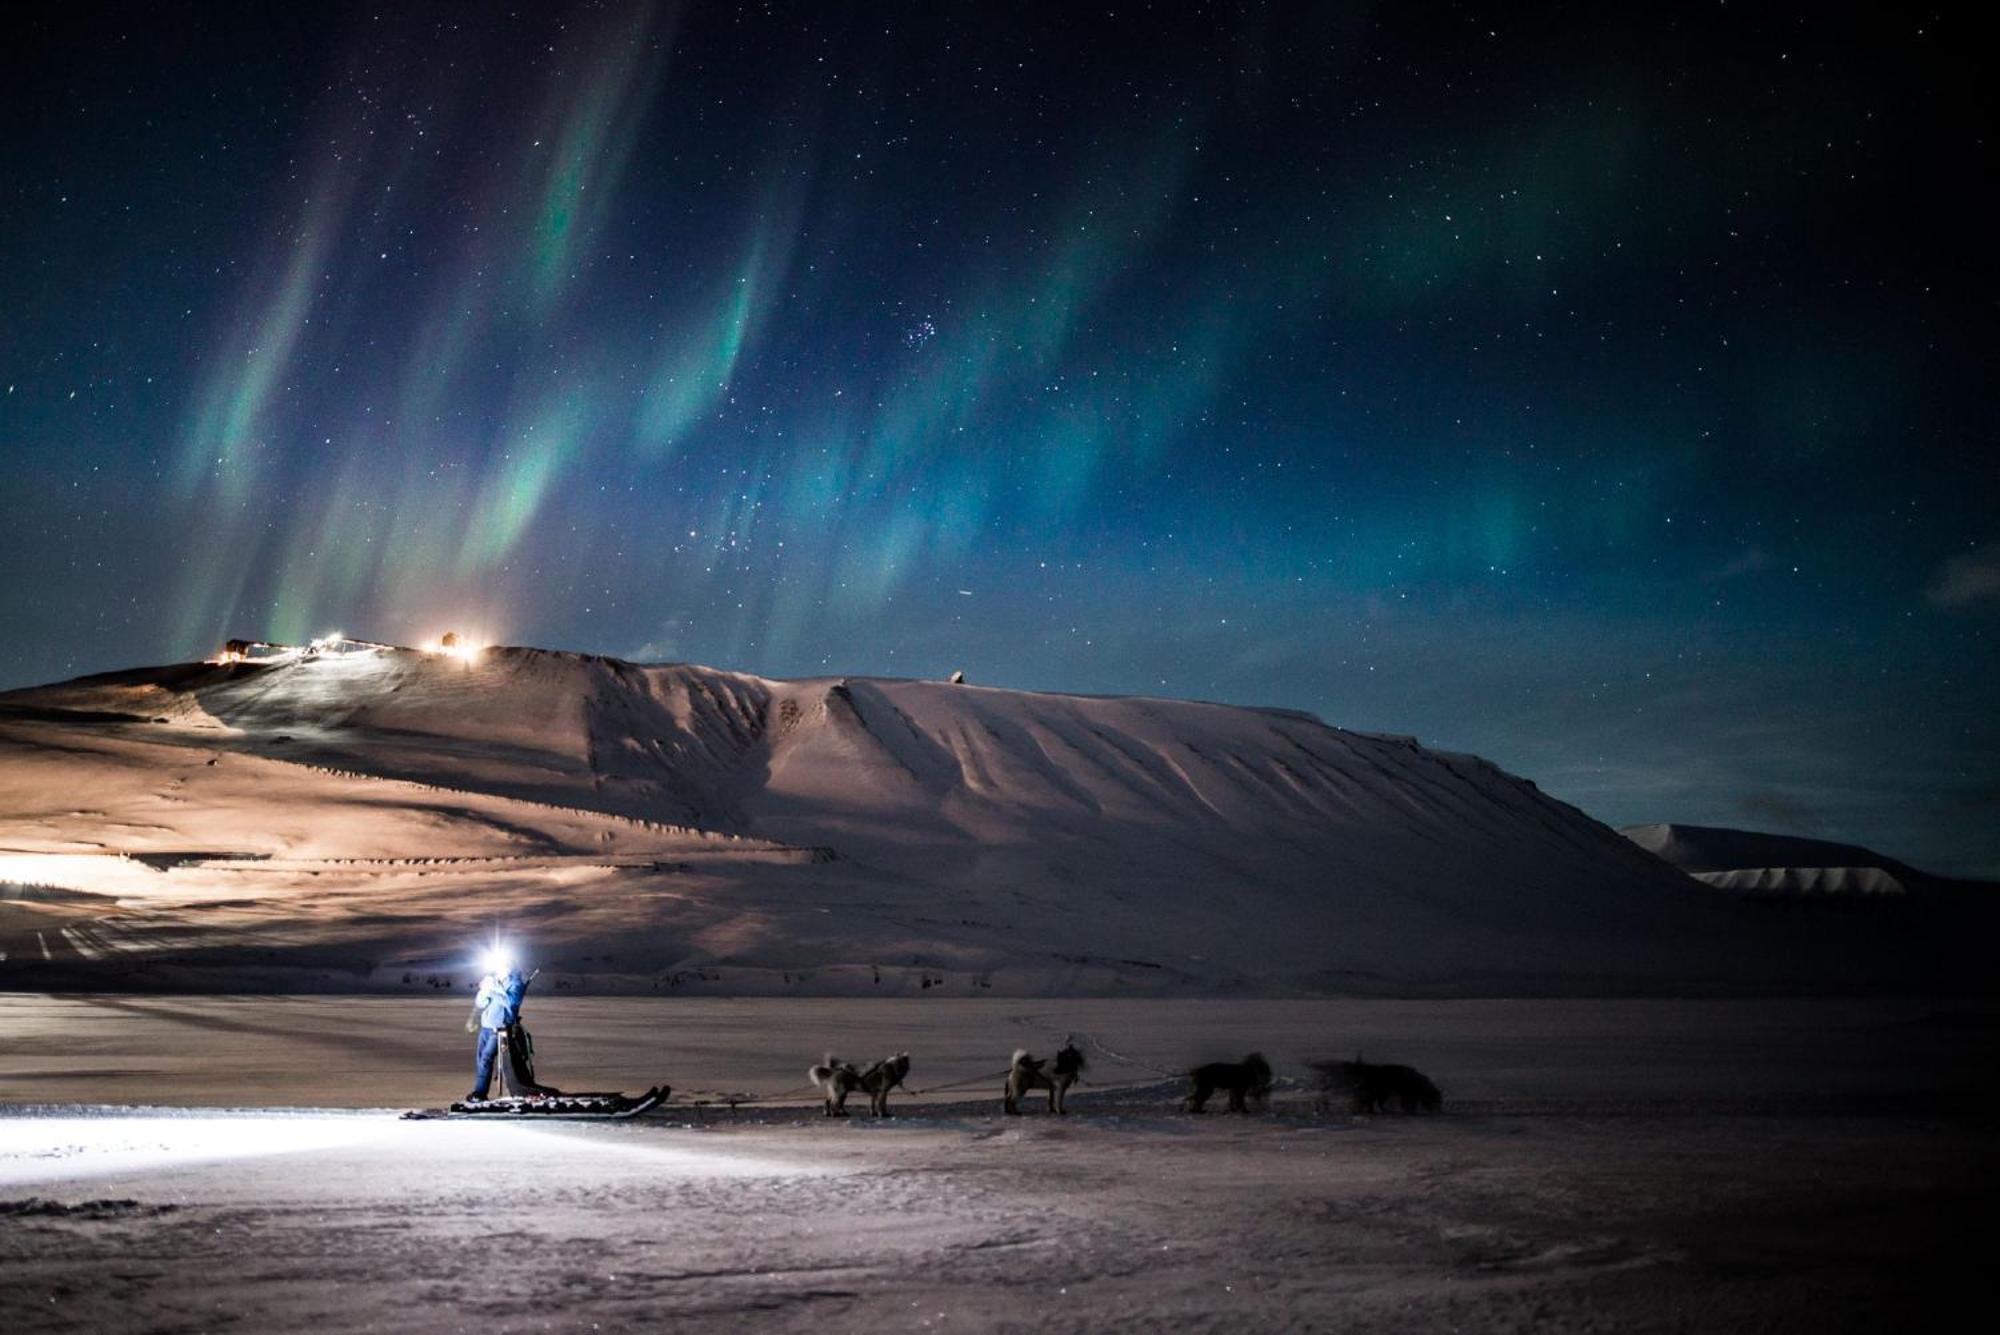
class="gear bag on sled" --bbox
[501,1021,559,1097]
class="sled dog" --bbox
[1311,1058,1443,1114]
[807,1054,858,1117]
[808,1052,911,1116]
[1004,1042,1086,1114]
[1185,1052,1273,1113]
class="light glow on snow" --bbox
[0,853,161,899]
[0,1115,396,1188]
[0,1112,819,1189]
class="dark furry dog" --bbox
[1311,1058,1442,1113]
[1184,1052,1273,1113]
[807,1052,911,1116]
[1005,1042,1086,1114]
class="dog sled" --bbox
[403,1084,670,1121]
[405,1018,669,1120]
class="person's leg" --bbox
[469,1027,498,1099]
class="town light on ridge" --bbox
[419,630,487,664]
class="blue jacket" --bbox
[474,970,529,1030]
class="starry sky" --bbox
[2,2,1994,874]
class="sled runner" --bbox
[402,1084,669,1121]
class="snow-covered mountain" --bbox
[1621,822,1973,898]
[0,645,1947,994]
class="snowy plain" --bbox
[2,649,1993,1329]
[2,995,1994,1333]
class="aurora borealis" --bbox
[2,3,1993,873]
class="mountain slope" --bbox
[0,645,1888,994]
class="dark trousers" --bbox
[470,1026,503,1098]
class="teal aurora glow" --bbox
[1,3,1993,874]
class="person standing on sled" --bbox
[466,955,543,1101]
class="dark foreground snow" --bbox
[2,997,1995,1332]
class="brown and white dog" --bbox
[808,1052,911,1117]
[1004,1042,1086,1114]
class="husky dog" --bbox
[808,1054,860,1117]
[1005,1042,1086,1115]
[1184,1052,1273,1113]
[1311,1058,1443,1114]
[853,1052,910,1116]
[808,1052,911,1117]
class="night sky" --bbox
[2,3,1993,874]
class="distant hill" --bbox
[1621,822,1988,899]
[0,645,1980,994]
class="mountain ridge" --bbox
[1621,821,1991,899]
[0,644,1973,995]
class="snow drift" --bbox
[0,646,1951,995]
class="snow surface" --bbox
[0,648,1973,994]
[2,995,1992,1333]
